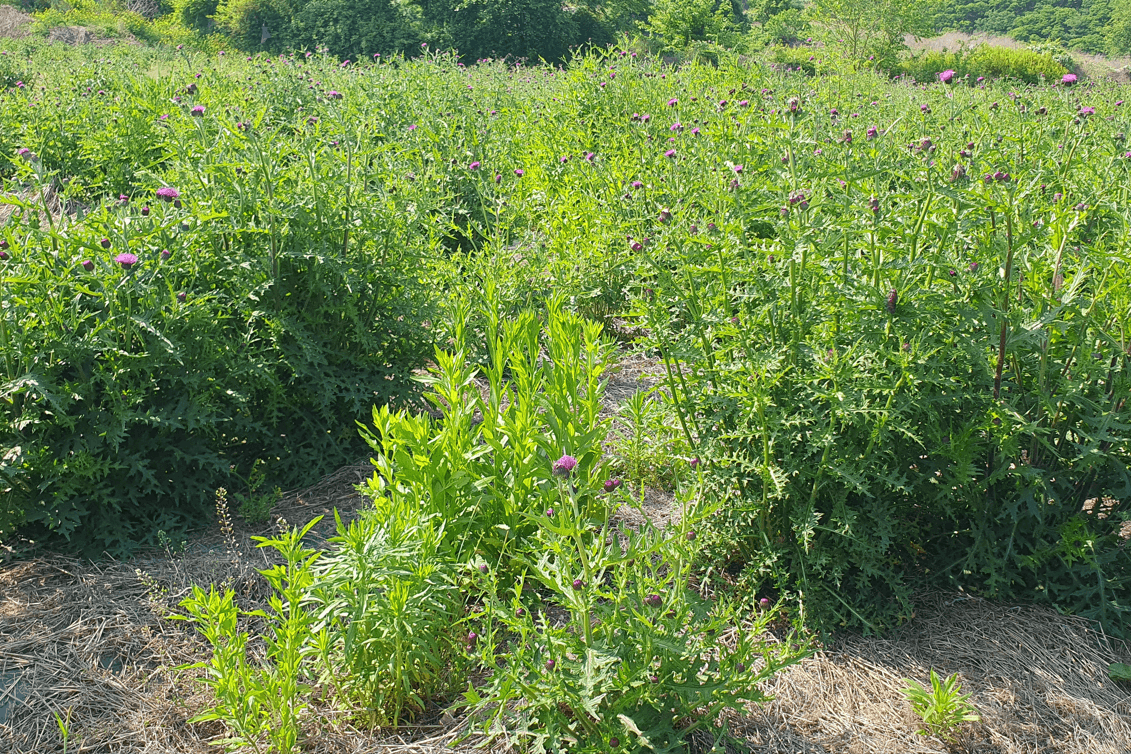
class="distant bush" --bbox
[768,44,820,74]
[894,45,1068,84]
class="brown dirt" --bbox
[2,350,1130,753]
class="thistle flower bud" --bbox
[886,289,898,314]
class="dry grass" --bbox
[0,5,32,39]
[2,351,1130,753]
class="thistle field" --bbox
[0,41,1129,753]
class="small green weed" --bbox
[901,669,980,742]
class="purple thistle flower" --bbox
[327,90,343,100]
[759,597,770,608]
[156,187,180,203]
[177,291,186,302]
[1078,106,1095,116]
[82,259,94,271]
[552,454,578,477]
[585,152,595,162]
[939,69,955,84]
[407,124,417,131]
[545,659,555,671]
[160,249,171,260]
[664,149,676,159]
[1062,73,1077,85]
[115,252,138,269]
[969,261,979,272]
[514,168,524,177]
[0,250,7,261]
[645,594,662,608]
[867,125,878,140]
[100,238,112,249]
[668,97,678,106]
[190,105,205,117]
[468,161,480,171]
[119,194,129,204]
[670,122,682,132]
[494,173,502,184]
[572,578,584,590]
[631,180,643,189]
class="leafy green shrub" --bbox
[172,516,323,754]
[961,45,1067,84]
[171,0,220,33]
[1,93,428,554]
[895,45,1068,85]
[289,0,422,60]
[636,176,1130,636]
[466,477,809,751]
[361,294,614,572]
[608,388,691,496]
[307,506,460,727]
[768,44,819,75]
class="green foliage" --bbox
[171,516,323,753]
[307,507,460,727]
[171,0,220,33]
[768,44,821,74]
[643,0,740,53]
[759,7,809,46]
[894,45,1068,83]
[936,0,1115,55]
[1108,0,1131,54]
[811,0,937,66]
[0,50,430,555]
[361,294,614,571]
[962,44,1069,82]
[901,669,980,741]
[1109,662,1131,682]
[465,483,810,752]
[289,0,423,60]
[234,461,280,524]
[608,388,691,496]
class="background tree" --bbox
[643,0,741,52]
[811,0,938,64]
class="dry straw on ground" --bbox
[1,355,1129,752]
